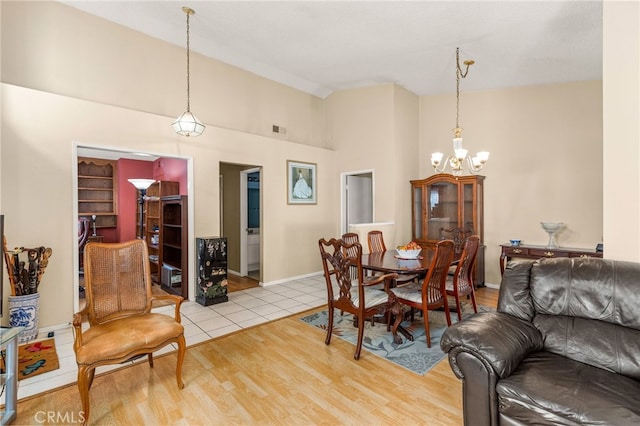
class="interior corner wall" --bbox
[325,84,399,231]
[391,85,419,248]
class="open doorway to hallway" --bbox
[220,162,262,291]
[341,170,374,235]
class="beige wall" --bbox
[325,83,419,248]
[1,83,337,327]
[0,1,326,147]
[1,1,638,329]
[421,81,603,285]
[603,1,640,261]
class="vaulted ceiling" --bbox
[61,1,602,98]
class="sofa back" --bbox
[498,257,640,380]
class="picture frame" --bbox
[287,160,317,204]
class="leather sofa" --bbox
[441,257,640,426]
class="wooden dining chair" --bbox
[446,235,480,321]
[388,239,455,347]
[72,240,186,425]
[319,238,396,360]
[367,230,417,285]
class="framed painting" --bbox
[287,160,317,204]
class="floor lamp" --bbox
[128,179,156,239]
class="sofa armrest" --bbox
[440,312,544,426]
[441,312,543,378]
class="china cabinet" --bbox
[411,174,485,286]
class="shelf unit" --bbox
[142,181,179,284]
[77,157,117,228]
[160,195,188,299]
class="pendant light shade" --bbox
[173,6,204,137]
[173,111,205,136]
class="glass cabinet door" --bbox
[412,185,423,241]
[462,182,475,230]
[426,180,459,240]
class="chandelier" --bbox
[430,47,489,175]
[172,7,205,137]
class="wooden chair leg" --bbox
[354,313,365,360]
[325,306,334,345]
[470,290,478,314]
[455,295,463,321]
[444,301,452,327]
[423,307,431,348]
[78,365,93,426]
[176,335,186,389]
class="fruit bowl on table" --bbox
[396,248,421,259]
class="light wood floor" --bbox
[18,287,498,425]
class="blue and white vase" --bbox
[8,293,40,343]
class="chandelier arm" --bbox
[432,155,452,173]
[465,156,484,174]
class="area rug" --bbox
[16,338,60,380]
[300,303,492,375]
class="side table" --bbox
[500,244,603,275]
[1,327,23,425]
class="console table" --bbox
[500,244,603,275]
[1,327,23,425]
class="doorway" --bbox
[341,170,374,235]
[73,145,193,312]
[220,163,262,284]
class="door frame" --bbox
[340,169,375,235]
[240,167,261,278]
[72,143,195,312]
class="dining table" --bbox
[361,248,458,344]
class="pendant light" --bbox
[172,6,205,137]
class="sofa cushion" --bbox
[529,258,640,329]
[497,351,640,426]
[534,314,640,380]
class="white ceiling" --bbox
[61,1,603,98]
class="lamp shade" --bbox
[172,111,205,137]
[128,179,155,190]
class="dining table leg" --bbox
[388,293,414,344]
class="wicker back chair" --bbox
[72,240,186,425]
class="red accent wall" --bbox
[153,158,188,195]
[103,157,188,243]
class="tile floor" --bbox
[6,274,327,403]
